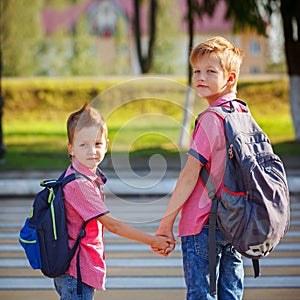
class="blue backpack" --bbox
[199,100,290,295]
[19,170,88,292]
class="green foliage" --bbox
[36,36,101,76]
[2,77,119,120]
[225,0,268,35]
[266,62,287,74]
[114,14,131,75]
[1,77,298,170]
[0,0,133,76]
[1,0,43,76]
[237,79,293,143]
[152,0,181,74]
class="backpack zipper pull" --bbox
[228,144,234,159]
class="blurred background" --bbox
[1,0,299,170]
[0,0,287,77]
[1,3,300,300]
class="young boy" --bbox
[54,104,174,300]
[154,36,245,299]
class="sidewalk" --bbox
[0,155,299,197]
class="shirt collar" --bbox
[209,92,236,107]
[71,158,107,185]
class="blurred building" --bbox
[41,0,269,75]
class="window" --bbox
[250,66,260,74]
[249,41,261,56]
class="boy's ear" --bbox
[227,71,237,85]
[105,139,109,153]
[68,143,74,156]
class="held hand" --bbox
[152,223,176,256]
[152,235,176,255]
[151,231,176,256]
[152,218,176,256]
[153,236,176,256]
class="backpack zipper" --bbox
[47,187,58,240]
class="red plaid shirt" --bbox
[63,158,109,290]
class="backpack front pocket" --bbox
[19,218,42,269]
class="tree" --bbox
[225,0,300,141]
[279,0,300,141]
[0,0,43,160]
[179,0,220,148]
[1,0,43,76]
[178,0,196,148]
[0,50,5,161]
[152,0,180,74]
[134,0,158,73]
[184,0,300,142]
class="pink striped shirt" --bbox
[178,93,242,237]
[63,158,109,290]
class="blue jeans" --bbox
[181,225,244,300]
[54,274,95,300]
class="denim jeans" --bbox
[54,274,95,300]
[181,225,244,300]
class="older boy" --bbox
[154,36,245,299]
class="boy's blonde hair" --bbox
[190,36,244,79]
[67,103,107,145]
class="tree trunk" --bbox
[280,0,300,140]
[289,76,300,140]
[134,0,158,74]
[178,0,195,148]
[0,50,5,161]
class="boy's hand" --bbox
[152,225,176,256]
[151,235,176,256]
[151,232,176,256]
[151,238,176,256]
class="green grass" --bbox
[1,77,299,170]
[2,120,69,169]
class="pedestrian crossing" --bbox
[0,195,300,300]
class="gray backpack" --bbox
[199,99,290,296]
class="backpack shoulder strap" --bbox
[197,100,231,125]
[200,167,216,200]
[199,98,251,198]
[61,172,81,186]
[40,169,82,189]
[197,102,231,197]
[40,169,67,188]
[204,99,249,117]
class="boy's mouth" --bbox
[87,157,98,161]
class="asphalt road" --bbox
[0,192,300,300]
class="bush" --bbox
[1,76,296,170]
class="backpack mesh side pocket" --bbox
[19,218,42,269]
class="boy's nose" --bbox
[195,73,205,81]
[88,145,96,154]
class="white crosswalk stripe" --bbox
[0,196,300,300]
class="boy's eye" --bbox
[207,69,215,73]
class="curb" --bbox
[0,177,176,197]
[0,175,299,198]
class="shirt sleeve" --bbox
[64,177,109,222]
[188,111,225,165]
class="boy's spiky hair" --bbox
[67,103,107,145]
